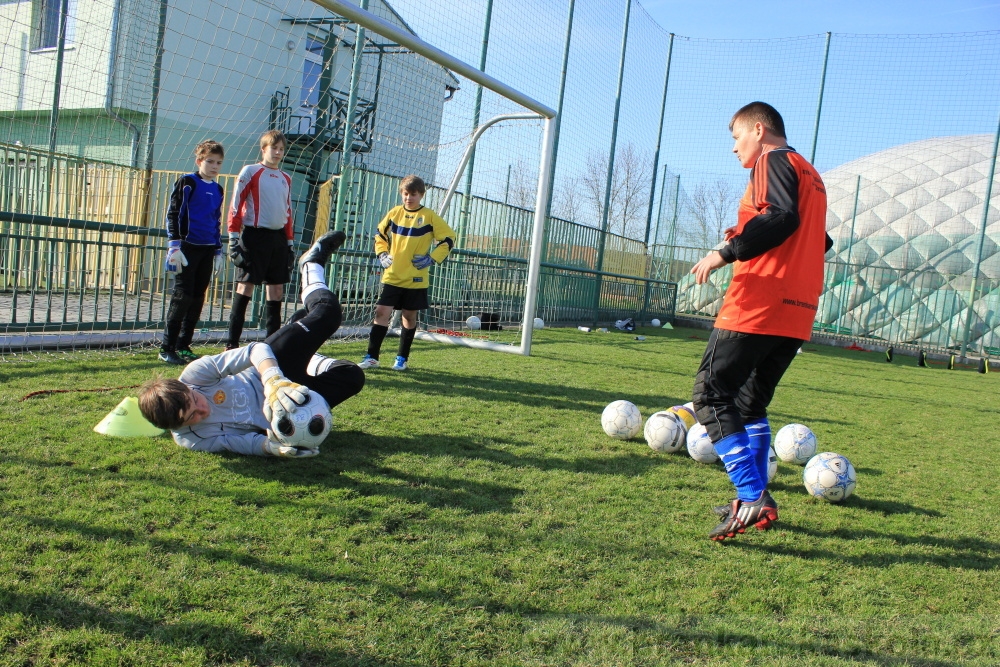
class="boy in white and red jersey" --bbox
[225,130,296,349]
[689,102,833,541]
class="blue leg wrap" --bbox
[714,430,765,502]
[745,417,771,485]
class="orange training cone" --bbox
[94,396,165,437]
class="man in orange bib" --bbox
[689,102,832,541]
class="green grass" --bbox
[1,326,999,666]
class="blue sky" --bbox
[639,0,1000,38]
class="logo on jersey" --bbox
[213,390,226,404]
[415,216,425,227]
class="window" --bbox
[300,34,325,108]
[34,0,76,50]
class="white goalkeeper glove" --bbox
[165,241,188,273]
[212,249,224,275]
[262,371,310,423]
[264,433,319,458]
[378,252,393,269]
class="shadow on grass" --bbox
[0,585,407,666]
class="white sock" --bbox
[300,262,327,302]
[307,353,337,376]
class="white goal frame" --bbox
[311,0,557,356]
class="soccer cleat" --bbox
[712,502,734,518]
[358,354,380,370]
[299,230,346,268]
[177,348,200,363]
[158,349,186,365]
[391,355,408,371]
[224,343,239,351]
[708,490,778,541]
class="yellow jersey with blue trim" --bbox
[374,205,456,288]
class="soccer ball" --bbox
[533,317,544,329]
[651,318,661,327]
[665,403,697,431]
[466,315,481,330]
[767,446,778,482]
[803,452,857,502]
[643,412,685,453]
[601,400,642,439]
[271,391,332,449]
[686,422,718,463]
[774,423,817,465]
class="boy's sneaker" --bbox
[158,349,186,365]
[224,342,238,351]
[708,490,778,541]
[391,356,408,371]
[358,354,379,369]
[176,348,200,363]
[299,230,347,267]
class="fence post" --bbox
[332,0,370,234]
[590,0,632,325]
[810,32,831,165]
[457,0,495,243]
[644,33,674,247]
[960,110,1000,359]
[836,174,861,333]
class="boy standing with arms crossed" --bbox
[225,130,296,349]
[359,175,456,371]
[160,140,226,365]
[689,102,832,541]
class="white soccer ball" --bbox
[643,412,685,453]
[271,391,332,449]
[601,400,642,440]
[466,315,481,330]
[533,317,544,329]
[767,446,778,482]
[665,403,697,432]
[651,318,661,327]
[686,422,718,463]
[774,423,817,465]
[803,452,857,502]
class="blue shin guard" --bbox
[744,418,771,485]
[713,430,766,502]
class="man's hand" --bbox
[691,250,727,285]
[411,254,434,270]
[262,374,310,423]
[723,226,737,241]
[287,245,296,275]
[212,249,224,275]
[165,241,188,273]
[378,253,393,269]
[264,434,319,458]
[229,234,251,269]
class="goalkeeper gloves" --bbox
[165,240,188,273]
[411,253,435,270]
[378,252,393,269]
[287,244,296,275]
[228,232,251,269]
[264,433,319,458]
[262,373,310,423]
[212,249,224,275]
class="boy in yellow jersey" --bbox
[359,175,456,371]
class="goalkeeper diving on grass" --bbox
[138,230,365,457]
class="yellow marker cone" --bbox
[94,396,165,437]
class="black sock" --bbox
[398,326,416,360]
[265,300,282,337]
[228,292,251,346]
[367,324,389,359]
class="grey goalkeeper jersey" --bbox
[172,345,271,456]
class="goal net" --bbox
[0,0,555,360]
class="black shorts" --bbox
[376,284,429,311]
[235,226,292,285]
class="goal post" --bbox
[310,0,558,357]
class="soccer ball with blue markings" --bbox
[643,411,685,453]
[803,452,857,502]
[774,423,817,465]
[601,400,642,440]
[686,422,718,464]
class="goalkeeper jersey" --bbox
[374,205,456,288]
[172,345,271,456]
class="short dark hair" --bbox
[730,102,786,139]
[138,377,192,430]
[195,139,224,160]
[399,174,425,195]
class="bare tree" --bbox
[581,143,652,239]
[506,159,537,210]
[551,175,582,222]
[689,178,740,248]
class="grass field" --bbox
[1,325,999,666]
